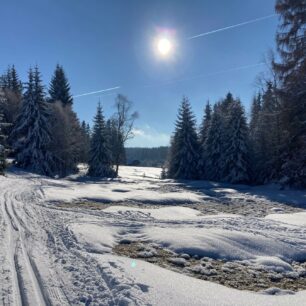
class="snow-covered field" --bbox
[0,166,306,305]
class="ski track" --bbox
[0,170,306,305]
[0,173,148,305]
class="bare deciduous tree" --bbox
[112,94,138,176]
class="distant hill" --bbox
[125,146,169,167]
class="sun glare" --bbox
[157,38,172,56]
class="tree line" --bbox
[0,64,137,178]
[0,0,305,187]
[167,0,305,188]
[126,147,168,167]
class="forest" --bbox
[0,0,305,188]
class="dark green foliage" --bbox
[88,103,114,177]
[12,67,55,176]
[168,96,199,180]
[273,0,306,187]
[222,100,250,183]
[49,64,73,106]
[198,101,212,178]
[204,104,225,181]
[0,105,10,175]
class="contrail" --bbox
[188,14,276,40]
[73,86,120,98]
[144,62,265,88]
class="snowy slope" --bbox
[266,212,306,226]
[0,166,305,305]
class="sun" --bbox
[157,38,172,56]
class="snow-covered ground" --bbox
[0,166,305,305]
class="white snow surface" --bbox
[266,212,306,226]
[104,205,238,221]
[142,226,306,262]
[0,165,306,305]
[43,172,204,204]
[94,254,306,306]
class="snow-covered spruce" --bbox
[204,103,225,181]
[11,67,55,176]
[198,101,212,179]
[168,96,199,179]
[88,103,115,178]
[222,100,250,184]
[0,100,10,174]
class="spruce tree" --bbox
[258,82,282,182]
[0,66,22,140]
[198,101,212,178]
[204,104,225,181]
[48,64,83,175]
[9,65,23,95]
[221,92,235,113]
[249,93,263,183]
[273,0,306,187]
[49,64,73,106]
[0,107,9,175]
[79,120,91,163]
[88,103,114,177]
[168,96,199,179]
[222,100,250,183]
[12,67,54,176]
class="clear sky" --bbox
[0,0,278,147]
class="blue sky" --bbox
[0,0,278,147]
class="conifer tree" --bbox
[168,97,199,179]
[198,101,212,178]
[204,104,225,181]
[0,107,9,175]
[12,67,54,176]
[249,93,263,182]
[88,103,114,177]
[10,65,23,95]
[222,100,250,183]
[49,64,73,106]
[0,66,22,133]
[221,92,235,113]
[257,82,282,182]
[79,120,91,163]
[48,64,83,176]
[273,0,306,187]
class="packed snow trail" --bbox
[0,167,306,306]
[0,171,147,305]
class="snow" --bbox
[266,212,306,226]
[104,205,220,221]
[141,226,306,262]
[95,254,306,306]
[43,177,204,204]
[69,223,118,253]
[0,165,306,305]
[246,256,294,273]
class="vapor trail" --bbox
[73,86,120,98]
[144,62,265,88]
[188,14,276,40]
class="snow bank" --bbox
[245,256,293,273]
[44,182,204,204]
[95,254,306,306]
[69,223,118,253]
[43,166,204,204]
[265,212,306,226]
[142,227,306,263]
